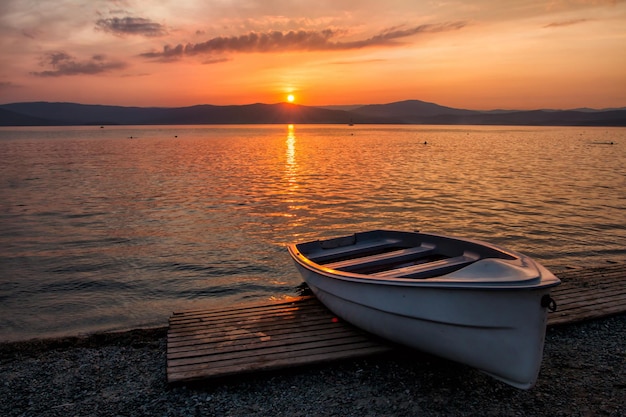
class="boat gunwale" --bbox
[287,230,561,290]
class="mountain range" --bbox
[1,100,625,127]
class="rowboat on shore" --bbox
[287,230,561,389]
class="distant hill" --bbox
[0,107,59,126]
[350,100,626,125]
[1,100,625,126]
[0,102,389,126]
[352,99,476,120]
[419,110,626,126]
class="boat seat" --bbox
[372,252,479,279]
[308,239,402,264]
[323,244,436,272]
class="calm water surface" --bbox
[1,124,624,341]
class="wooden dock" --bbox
[167,264,626,384]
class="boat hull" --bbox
[288,230,560,389]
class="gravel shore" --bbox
[1,314,624,417]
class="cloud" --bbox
[21,29,40,39]
[201,57,232,65]
[141,21,467,61]
[544,18,591,28]
[32,52,127,77]
[543,18,593,28]
[0,81,19,89]
[330,58,388,65]
[341,22,467,48]
[96,16,168,37]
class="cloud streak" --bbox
[96,16,168,37]
[32,52,127,77]
[0,81,19,90]
[141,22,467,61]
[544,18,591,28]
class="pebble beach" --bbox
[1,313,624,417]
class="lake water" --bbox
[1,124,624,342]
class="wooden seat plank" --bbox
[372,254,477,278]
[324,244,436,271]
[308,239,403,264]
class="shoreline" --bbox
[2,314,624,416]
[2,262,620,345]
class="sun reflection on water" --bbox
[286,124,296,170]
[282,124,305,227]
[285,124,298,192]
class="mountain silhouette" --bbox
[1,100,624,126]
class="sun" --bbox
[287,94,295,103]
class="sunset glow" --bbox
[0,1,625,110]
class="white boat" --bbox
[287,230,560,389]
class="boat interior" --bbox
[299,231,516,279]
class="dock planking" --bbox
[548,264,626,325]
[167,297,392,383]
[167,264,626,384]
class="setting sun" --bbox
[287,94,295,103]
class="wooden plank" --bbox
[324,244,436,271]
[308,239,402,263]
[553,290,626,309]
[372,254,476,278]
[168,319,364,353]
[167,264,626,384]
[169,303,328,329]
[546,265,626,325]
[168,343,391,383]
[548,303,626,325]
[170,341,389,375]
[555,264,625,281]
[169,300,322,323]
[551,283,626,298]
[168,321,349,352]
[168,306,337,343]
[169,335,380,368]
[555,289,626,307]
[168,327,358,359]
[554,274,626,289]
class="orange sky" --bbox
[1,0,625,110]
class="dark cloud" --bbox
[21,29,39,39]
[0,81,19,89]
[340,22,467,48]
[96,16,168,37]
[141,22,467,61]
[32,52,127,77]
[330,58,388,65]
[201,57,232,65]
[544,19,590,28]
